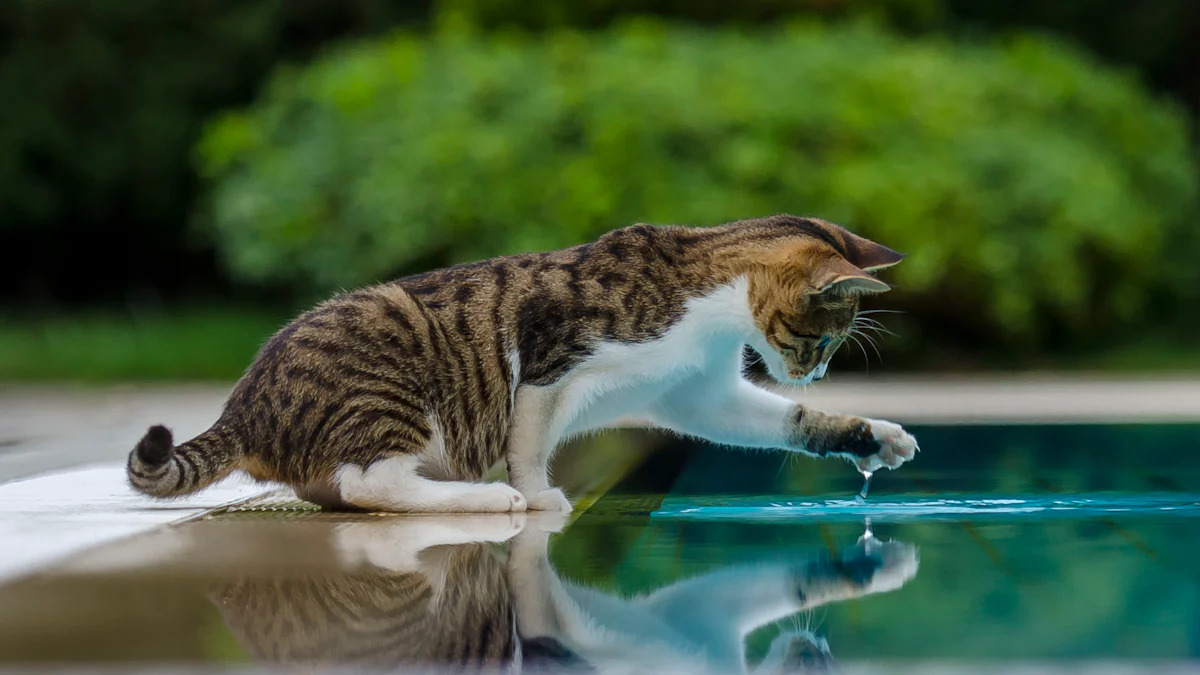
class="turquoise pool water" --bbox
[652,493,1200,521]
[551,423,1200,663]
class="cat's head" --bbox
[744,216,903,386]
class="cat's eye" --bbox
[817,336,832,348]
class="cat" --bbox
[127,215,918,513]
[209,514,918,674]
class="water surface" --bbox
[0,423,1197,670]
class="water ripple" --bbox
[651,494,1200,522]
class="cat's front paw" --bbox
[526,488,573,513]
[854,418,918,472]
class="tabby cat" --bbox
[128,215,918,512]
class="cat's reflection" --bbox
[209,515,918,674]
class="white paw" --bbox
[531,512,570,533]
[334,514,527,572]
[422,513,528,543]
[525,488,573,513]
[858,418,919,472]
[860,540,920,595]
[458,482,528,513]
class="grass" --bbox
[0,309,1197,382]
[0,309,286,382]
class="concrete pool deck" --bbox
[1,375,1198,583]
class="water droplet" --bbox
[857,469,874,500]
[857,517,876,547]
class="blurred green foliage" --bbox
[198,21,1198,354]
[444,0,1200,114]
[0,309,283,381]
[2,0,1197,373]
[942,0,1200,115]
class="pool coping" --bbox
[772,375,1200,424]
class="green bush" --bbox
[198,21,1198,352]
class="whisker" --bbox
[855,322,898,339]
[854,316,898,337]
[850,328,882,358]
[814,607,827,633]
[856,309,905,315]
[852,328,884,361]
[848,334,870,372]
[775,454,788,481]
[855,320,889,332]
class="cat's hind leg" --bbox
[335,454,527,513]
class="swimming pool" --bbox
[0,422,1196,671]
[555,423,1200,663]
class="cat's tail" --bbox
[126,423,243,498]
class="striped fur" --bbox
[127,214,915,511]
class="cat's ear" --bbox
[810,256,891,295]
[841,231,905,272]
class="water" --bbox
[652,493,1200,521]
[0,423,1198,671]
[558,423,1200,664]
[857,469,873,500]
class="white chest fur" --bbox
[544,278,757,437]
